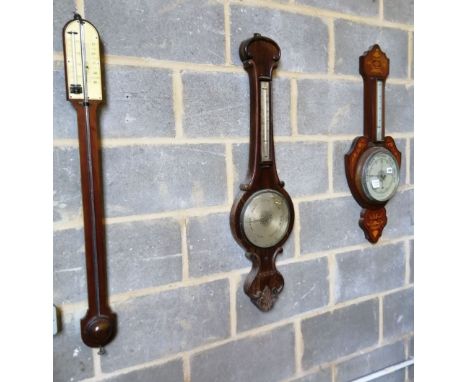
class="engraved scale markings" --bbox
[260,81,271,162]
[376,80,383,141]
[241,190,290,248]
[64,20,102,100]
[362,150,399,201]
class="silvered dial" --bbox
[361,148,399,202]
[241,190,291,248]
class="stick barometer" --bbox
[345,45,402,243]
[230,34,294,312]
[62,13,117,351]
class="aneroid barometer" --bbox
[62,14,117,350]
[230,34,294,311]
[345,45,401,243]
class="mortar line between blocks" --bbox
[408,31,413,80]
[327,18,335,75]
[53,186,413,230]
[89,333,410,382]
[63,297,414,378]
[405,137,411,185]
[281,335,411,382]
[226,143,234,205]
[53,192,349,231]
[53,205,231,231]
[54,52,415,85]
[379,295,384,344]
[53,132,414,148]
[92,348,102,378]
[331,364,337,382]
[224,0,232,65]
[379,0,384,20]
[328,253,336,306]
[404,336,409,358]
[183,353,191,382]
[75,0,84,15]
[328,141,334,193]
[229,274,240,337]
[58,192,364,232]
[172,70,184,138]
[107,205,230,224]
[87,354,183,382]
[297,235,414,262]
[229,0,413,31]
[404,239,411,285]
[290,79,298,136]
[180,218,189,281]
[404,337,410,382]
[294,320,304,375]
[61,283,413,344]
[185,297,411,359]
[293,200,301,258]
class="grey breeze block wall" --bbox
[53,1,414,381]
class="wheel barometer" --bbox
[230,34,294,311]
[345,45,402,243]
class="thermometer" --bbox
[260,81,271,162]
[376,80,383,141]
[63,13,116,352]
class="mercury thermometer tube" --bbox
[68,31,82,94]
[376,80,383,141]
[260,81,271,162]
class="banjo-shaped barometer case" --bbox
[230,34,295,312]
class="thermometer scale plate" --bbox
[376,81,383,141]
[260,81,271,162]
[64,19,102,100]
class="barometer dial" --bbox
[359,148,400,202]
[241,190,291,248]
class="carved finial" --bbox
[360,44,389,79]
[359,208,388,243]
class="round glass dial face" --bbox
[241,190,291,248]
[361,148,400,202]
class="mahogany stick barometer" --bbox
[230,34,294,312]
[345,45,402,243]
[62,14,117,351]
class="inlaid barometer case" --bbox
[230,34,294,312]
[345,45,402,243]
